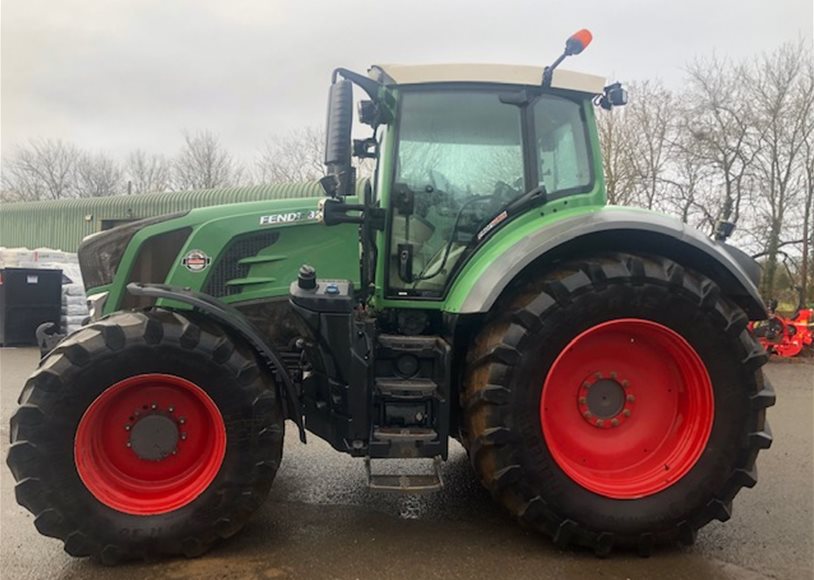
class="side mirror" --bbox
[324,79,354,196]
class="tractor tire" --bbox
[462,252,774,556]
[6,309,284,564]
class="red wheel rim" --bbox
[74,374,226,515]
[540,319,714,499]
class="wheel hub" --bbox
[129,413,180,461]
[577,372,634,429]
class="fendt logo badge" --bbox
[259,210,319,226]
[260,212,302,225]
[182,250,211,272]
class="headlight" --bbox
[78,213,187,289]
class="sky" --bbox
[2,0,812,163]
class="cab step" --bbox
[369,334,451,459]
[365,456,444,493]
[372,427,438,443]
[375,378,439,399]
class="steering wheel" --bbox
[428,169,451,192]
[492,179,522,206]
[423,170,460,218]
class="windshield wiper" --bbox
[475,184,547,242]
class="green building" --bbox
[0,181,327,252]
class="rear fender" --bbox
[451,208,766,320]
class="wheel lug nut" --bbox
[168,406,175,413]
[595,419,604,427]
[626,394,636,403]
[124,424,131,431]
[582,381,591,388]
[610,371,617,379]
[578,397,587,404]
[583,410,592,418]
[179,417,186,425]
[125,442,131,448]
[623,409,631,417]
[151,402,157,410]
[621,380,630,387]
[180,433,187,440]
[595,372,602,379]
[611,418,620,426]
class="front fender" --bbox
[447,207,766,319]
[127,282,306,442]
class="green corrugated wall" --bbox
[0,181,336,252]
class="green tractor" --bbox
[7,30,774,563]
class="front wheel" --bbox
[7,310,284,564]
[463,253,775,555]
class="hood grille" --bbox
[204,232,280,297]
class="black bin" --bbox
[0,268,62,347]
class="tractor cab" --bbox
[318,33,626,306]
[371,64,602,295]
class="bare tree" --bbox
[125,149,173,194]
[596,106,638,205]
[750,41,814,297]
[255,125,375,186]
[625,81,678,210]
[684,55,759,229]
[802,98,814,304]
[255,126,326,183]
[173,130,243,190]
[803,163,814,304]
[75,152,123,197]
[1,139,82,201]
[660,128,717,227]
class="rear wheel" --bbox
[463,253,774,555]
[7,310,284,564]
[541,318,714,500]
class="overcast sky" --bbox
[2,0,812,162]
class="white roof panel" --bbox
[369,63,605,94]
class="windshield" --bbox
[396,91,524,197]
[389,89,592,296]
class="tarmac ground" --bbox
[1,347,812,579]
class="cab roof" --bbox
[369,63,606,94]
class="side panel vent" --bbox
[204,232,279,297]
[121,227,192,310]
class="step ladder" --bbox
[365,456,444,493]
[368,334,451,460]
